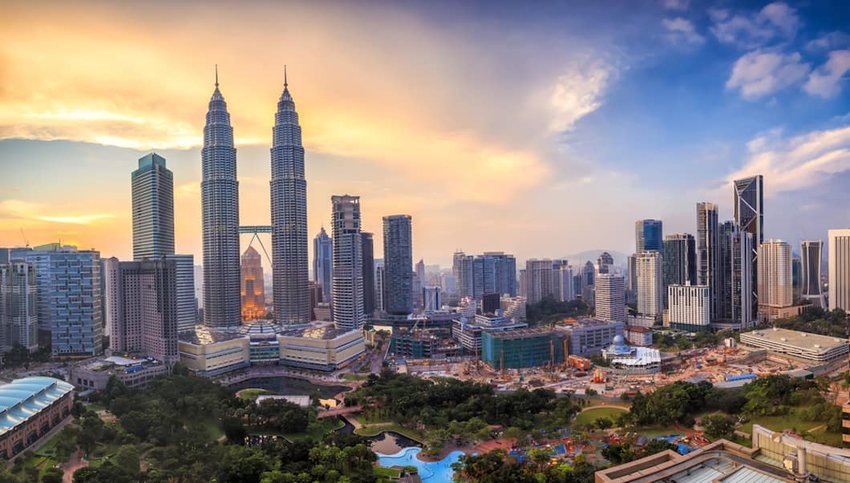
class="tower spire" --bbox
[284,65,288,88]
[215,64,219,88]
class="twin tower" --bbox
[201,69,309,327]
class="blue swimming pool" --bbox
[377,447,464,482]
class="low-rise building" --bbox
[562,319,624,357]
[602,335,660,374]
[481,328,566,370]
[277,323,365,371]
[596,425,850,482]
[0,377,74,459]
[625,325,653,346]
[451,314,527,355]
[70,356,170,391]
[178,328,251,377]
[740,327,849,365]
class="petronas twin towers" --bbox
[201,68,309,328]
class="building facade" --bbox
[361,232,375,317]
[132,153,174,260]
[524,259,555,305]
[0,377,74,459]
[202,76,241,328]
[663,233,696,292]
[829,229,850,312]
[595,274,626,323]
[667,284,710,332]
[734,175,764,322]
[11,244,102,356]
[240,246,265,321]
[452,251,516,300]
[717,222,754,329]
[382,215,413,315]
[271,73,310,325]
[332,196,365,329]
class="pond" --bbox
[377,447,464,482]
[368,431,420,454]
[229,376,349,399]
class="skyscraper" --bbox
[166,254,196,332]
[331,195,364,329]
[757,240,792,311]
[383,215,413,315]
[597,252,614,274]
[635,219,663,253]
[734,175,763,320]
[636,251,663,323]
[696,202,719,320]
[313,227,332,303]
[828,229,850,312]
[0,261,38,352]
[452,252,516,299]
[241,246,265,321]
[108,259,179,365]
[595,274,625,323]
[202,72,241,328]
[555,260,574,302]
[132,153,174,260]
[361,232,375,317]
[374,259,385,313]
[663,233,696,288]
[800,240,825,308]
[524,259,556,304]
[271,69,310,324]
[668,284,710,332]
[718,221,753,329]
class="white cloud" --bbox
[661,0,689,11]
[548,61,614,133]
[710,2,799,48]
[803,49,850,98]
[724,125,850,197]
[806,31,850,52]
[662,17,705,46]
[726,51,810,99]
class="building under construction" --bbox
[481,328,566,370]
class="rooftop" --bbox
[0,377,74,436]
[280,322,359,340]
[741,328,847,352]
[485,327,558,340]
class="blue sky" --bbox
[0,0,849,266]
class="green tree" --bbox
[702,414,735,440]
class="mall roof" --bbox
[0,377,73,436]
[741,328,846,352]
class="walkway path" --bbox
[317,405,362,419]
[62,450,87,483]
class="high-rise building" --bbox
[524,259,555,305]
[103,258,121,350]
[635,219,663,253]
[581,260,596,302]
[800,240,825,308]
[668,284,710,332]
[382,215,413,315]
[313,227,332,303]
[453,252,516,300]
[10,244,102,356]
[695,202,719,320]
[166,254,196,332]
[597,252,614,274]
[374,259,385,313]
[828,229,850,312]
[202,73,241,328]
[423,287,441,312]
[626,254,637,305]
[361,233,375,317]
[555,260,574,302]
[308,281,323,321]
[271,71,310,324]
[0,261,38,352]
[717,221,753,329]
[663,233,696,288]
[734,175,763,320]
[757,240,792,309]
[792,254,802,304]
[636,251,663,323]
[240,247,265,321]
[595,274,626,323]
[331,195,364,329]
[132,153,174,260]
[107,259,179,364]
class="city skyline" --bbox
[2,1,850,267]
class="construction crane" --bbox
[19,228,29,247]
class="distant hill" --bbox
[562,249,629,267]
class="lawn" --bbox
[342,373,368,381]
[236,388,270,400]
[375,467,402,478]
[574,407,627,426]
[354,421,424,442]
[740,413,823,435]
